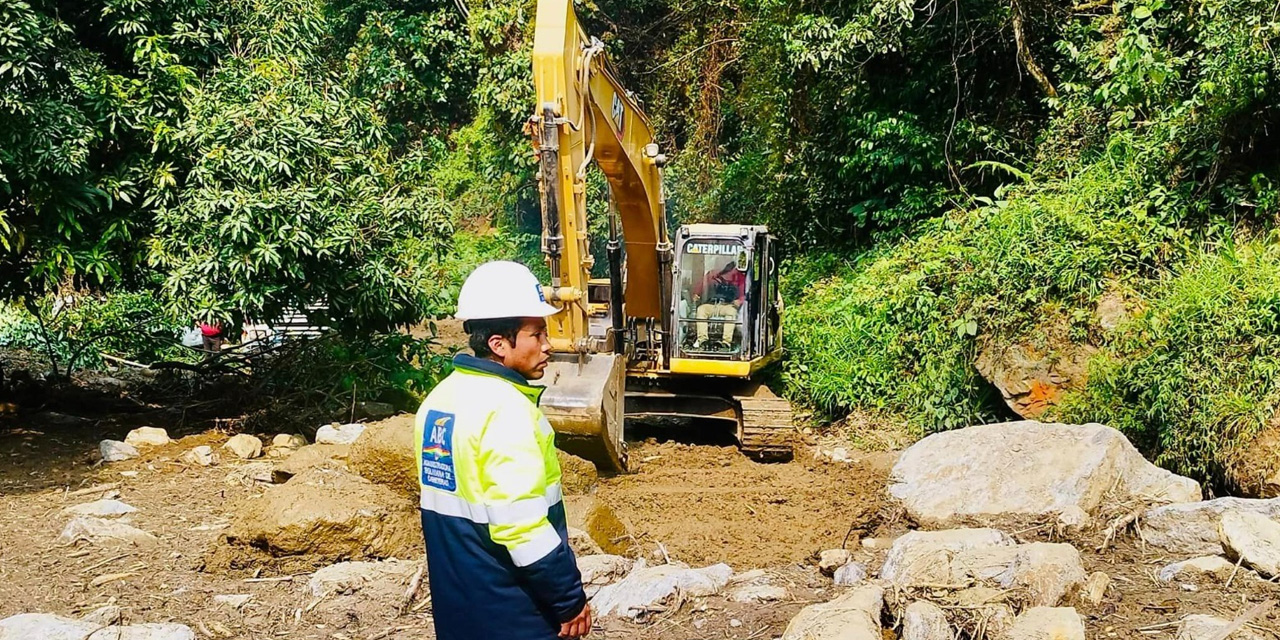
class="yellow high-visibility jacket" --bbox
[415,354,586,640]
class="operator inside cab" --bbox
[414,261,592,640]
[690,256,746,351]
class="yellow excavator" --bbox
[529,0,793,472]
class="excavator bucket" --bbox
[539,352,627,472]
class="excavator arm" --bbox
[528,0,673,472]
[530,0,671,353]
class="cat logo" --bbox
[686,243,739,256]
[612,93,625,139]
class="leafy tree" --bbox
[149,0,455,331]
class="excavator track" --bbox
[734,383,795,460]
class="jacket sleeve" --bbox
[477,408,587,622]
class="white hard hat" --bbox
[455,261,561,320]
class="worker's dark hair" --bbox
[463,318,525,358]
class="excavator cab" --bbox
[673,225,781,364]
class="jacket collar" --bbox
[452,354,546,405]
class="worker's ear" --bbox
[487,333,513,358]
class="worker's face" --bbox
[489,317,552,380]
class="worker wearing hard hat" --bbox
[414,261,592,640]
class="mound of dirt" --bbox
[595,441,892,567]
[348,415,416,497]
[566,496,632,555]
[558,450,598,496]
[272,443,350,483]
[223,467,419,560]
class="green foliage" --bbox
[247,332,452,430]
[1060,238,1280,483]
[0,292,191,375]
[0,0,224,297]
[148,0,456,330]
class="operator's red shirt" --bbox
[692,268,745,303]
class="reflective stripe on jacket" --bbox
[415,353,586,640]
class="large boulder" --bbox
[224,467,418,559]
[590,561,733,619]
[222,434,263,460]
[881,529,1086,607]
[348,415,416,497]
[880,529,1014,584]
[1219,510,1280,578]
[1142,497,1280,556]
[890,421,1201,526]
[975,338,1095,420]
[1000,607,1085,640]
[781,584,884,640]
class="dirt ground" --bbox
[2,385,1280,639]
[595,439,897,568]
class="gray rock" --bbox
[727,582,789,603]
[1158,556,1236,583]
[0,613,101,640]
[1220,510,1280,578]
[903,601,953,640]
[356,402,397,420]
[315,423,366,445]
[568,527,604,557]
[271,434,307,450]
[79,606,122,626]
[577,555,633,597]
[0,614,195,640]
[212,594,252,610]
[881,531,1085,607]
[590,561,733,619]
[307,559,420,598]
[62,499,137,518]
[221,434,263,460]
[1176,615,1265,640]
[890,421,1201,526]
[1000,607,1085,640]
[819,549,853,576]
[124,427,171,448]
[180,446,218,467]
[99,440,139,463]
[223,462,274,486]
[58,517,157,547]
[880,528,1013,584]
[1056,506,1089,534]
[1082,572,1109,605]
[87,624,196,640]
[781,584,884,640]
[1142,497,1280,555]
[833,562,868,586]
